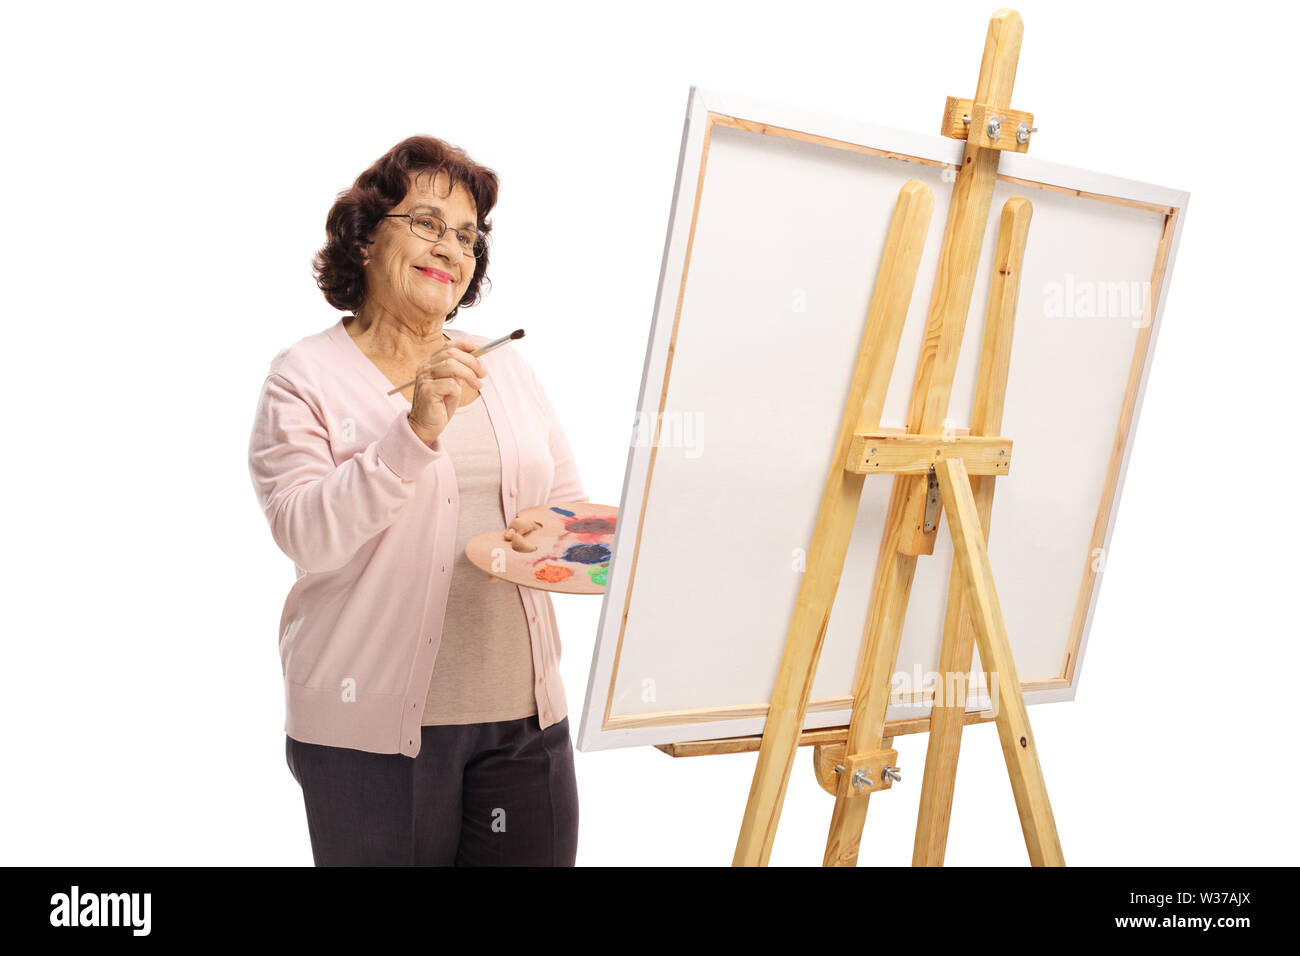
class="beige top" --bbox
[422,396,538,725]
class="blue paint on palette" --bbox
[550,507,576,517]
[563,543,611,565]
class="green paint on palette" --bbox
[588,564,608,586]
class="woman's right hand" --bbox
[406,340,486,446]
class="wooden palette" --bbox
[466,502,617,594]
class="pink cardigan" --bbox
[247,318,587,757]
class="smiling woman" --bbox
[313,137,495,321]
[247,135,586,867]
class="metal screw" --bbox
[1016,122,1038,144]
[883,766,902,783]
[986,116,1004,141]
[852,769,874,792]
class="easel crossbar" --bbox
[847,434,1012,476]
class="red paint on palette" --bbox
[534,565,573,584]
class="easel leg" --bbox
[935,457,1064,866]
[733,181,934,867]
[823,478,918,866]
[912,551,978,865]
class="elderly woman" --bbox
[248,136,585,866]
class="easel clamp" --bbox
[941,96,1036,152]
[814,746,900,797]
[837,748,901,797]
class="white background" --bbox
[2,0,1295,866]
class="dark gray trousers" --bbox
[285,715,578,866]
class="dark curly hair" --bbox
[313,135,499,322]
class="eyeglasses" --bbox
[382,212,485,259]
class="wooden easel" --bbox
[729,9,1065,867]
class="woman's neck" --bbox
[350,304,449,361]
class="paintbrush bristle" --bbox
[510,329,525,339]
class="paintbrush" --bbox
[386,328,525,395]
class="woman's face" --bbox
[361,169,478,325]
